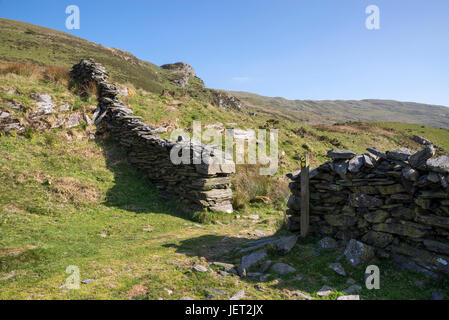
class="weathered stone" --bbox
[332,161,349,176]
[230,290,245,300]
[344,239,375,267]
[415,197,432,210]
[423,239,449,255]
[349,193,383,208]
[327,149,356,160]
[66,112,82,128]
[416,215,449,230]
[348,155,365,173]
[364,210,389,223]
[328,263,346,276]
[193,265,208,272]
[362,231,393,248]
[272,263,296,275]
[391,207,415,220]
[238,251,267,275]
[324,215,356,228]
[372,223,427,238]
[409,146,435,169]
[277,235,298,255]
[30,93,56,117]
[413,135,432,146]
[287,195,301,211]
[386,148,414,161]
[419,190,448,199]
[318,237,337,249]
[427,172,440,183]
[343,284,362,295]
[377,184,406,195]
[317,286,334,297]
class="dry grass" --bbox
[232,165,290,210]
[0,62,70,85]
[49,177,99,204]
[313,122,396,136]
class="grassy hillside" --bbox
[1,18,448,129]
[231,91,449,129]
[0,18,177,94]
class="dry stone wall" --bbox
[70,59,234,213]
[287,147,449,277]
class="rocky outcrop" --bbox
[161,62,197,88]
[286,147,449,277]
[210,90,244,110]
[71,59,234,213]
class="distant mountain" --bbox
[230,92,449,129]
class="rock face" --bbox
[70,59,234,213]
[286,146,449,277]
[161,62,197,88]
[210,90,243,110]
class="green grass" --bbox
[1,133,448,300]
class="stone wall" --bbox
[70,59,234,213]
[286,147,449,277]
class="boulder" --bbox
[272,263,296,275]
[277,235,298,255]
[348,155,365,173]
[327,149,356,160]
[344,239,375,267]
[318,237,337,249]
[409,146,435,169]
[426,155,449,173]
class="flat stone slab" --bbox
[272,263,296,275]
[386,148,414,161]
[327,149,356,160]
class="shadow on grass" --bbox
[160,231,338,298]
[162,232,449,300]
[95,134,193,220]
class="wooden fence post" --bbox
[300,155,310,237]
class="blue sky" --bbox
[1,0,448,106]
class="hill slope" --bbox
[1,18,448,129]
[231,91,449,129]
